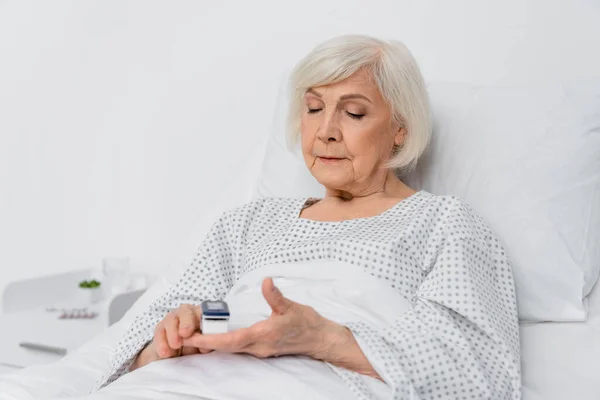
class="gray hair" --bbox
[286,34,431,173]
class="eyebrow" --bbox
[306,88,372,104]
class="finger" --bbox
[262,277,293,315]
[178,305,200,338]
[182,328,253,353]
[181,346,200,356]
[165,313,182,349]
[155,324,178,358]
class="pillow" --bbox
[253,70,325,200]
[416,81,600,322]
[166,141,268,280]
[255,76,600,322]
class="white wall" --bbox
[1,0,599,308]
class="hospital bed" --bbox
[1,82,599,396]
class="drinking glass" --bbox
[102,257,131,296]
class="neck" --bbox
[324,169,413,202]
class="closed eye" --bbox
[307,108,322,114]
[347,111,365,120]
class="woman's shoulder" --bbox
[221,197,305,222]
[417,190,474,216]
[418,191,494,241]
[427,191,477,215]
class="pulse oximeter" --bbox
[201,300,230,334]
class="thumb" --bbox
[262,277,293,315]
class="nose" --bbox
[317,111,342,143]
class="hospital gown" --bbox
[93,190,522,399]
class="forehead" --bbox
[310,69,382,99]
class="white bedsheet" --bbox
[520,279,600,400]
[1,269,599,400]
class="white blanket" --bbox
[46,262,409,399]
[3,263,600,399]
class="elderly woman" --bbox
[94,35,521,400]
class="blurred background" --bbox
[1,0,599,310]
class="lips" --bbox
[317,156,345,164]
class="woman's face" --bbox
[300,69,405,194]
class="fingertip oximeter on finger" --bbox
[201,300,230,334]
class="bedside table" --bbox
[0,303,106,370]
[0,269,148,371]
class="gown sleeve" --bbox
[92,207,247,391]
[337,199,522,400]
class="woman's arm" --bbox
[332,202,522,399]
[315,322,382,381]
[91,200,260,391]
[130,343,157,371]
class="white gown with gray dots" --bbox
[93,191,521,399]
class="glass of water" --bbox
[102,257,131,296]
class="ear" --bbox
[394,125,407,147]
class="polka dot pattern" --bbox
[92,191,521,399]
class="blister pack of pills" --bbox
[57,308,98,319]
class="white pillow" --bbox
[417,81,600,322]
[255,77,600,322]
[253,70,325,200]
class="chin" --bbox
[312,172,349,190]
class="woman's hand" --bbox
[181,277,345,360]
[132,304,212,371]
